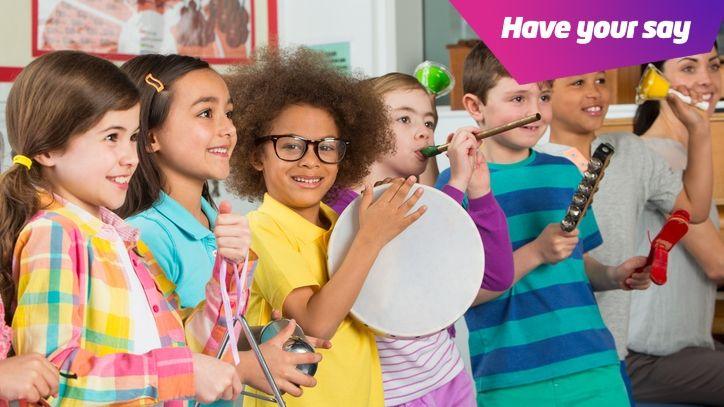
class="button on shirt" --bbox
[128,192,218,308]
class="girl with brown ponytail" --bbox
[0,50,252,405]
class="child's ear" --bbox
[147,132,161,153]
[462,93,485,125]
[32,152,56,167]
[250,150,264,171]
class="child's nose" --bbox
[415,126,432,140]
[585,85,602,99]
[120,144,139,167]
[219,116,236,138]
[298,145,321,168]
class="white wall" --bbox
[276,0,422,76]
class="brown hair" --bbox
[463,40,551,103]
[369,72,438,126]
[117,54,215,218]
[226,47,393,199]
[0,51,138,319]
[463,40,511,104]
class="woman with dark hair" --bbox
[626,45,724,405]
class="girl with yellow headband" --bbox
[0,50,251,405]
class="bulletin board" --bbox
[0,68,21,171]
[32,0,278,64]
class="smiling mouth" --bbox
[291,176,323,187]
[583,106,603,115]
[108,175,130,184]
[208,147,230,157]
[108,175,131,189]
[702,93,713,101]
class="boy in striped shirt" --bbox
[436,41,652,405]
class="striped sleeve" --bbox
[12,217,195,404]
[578,204,603,254]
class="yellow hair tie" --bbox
[145,73,164,93]
[12,155,32,170]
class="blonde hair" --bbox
[369,72,438,126]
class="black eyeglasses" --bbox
[255,134,350,164]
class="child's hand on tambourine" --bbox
[0,353,58,403]
[357,176,426,251]
[214,201,252,264]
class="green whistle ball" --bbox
[414,61,455,98]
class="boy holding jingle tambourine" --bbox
[538,52,717,404]
[436,40,652,406]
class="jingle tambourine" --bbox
[560,143,615,232]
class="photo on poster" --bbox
[32,0,276,63]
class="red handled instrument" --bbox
[635,210,690,285]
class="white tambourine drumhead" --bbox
[327,184,485,338]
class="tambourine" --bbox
[560,143,614,232]
[327,184,484,338]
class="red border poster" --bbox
[32,0,278,64]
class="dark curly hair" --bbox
[225,47,393,200]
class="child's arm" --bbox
[13,218,237,404]
[679,220,724,283]
[469,226,578,303]
[283,177,425,340]
[583,254,650,291]
[142,203,321,397]
[666,88,713,224]
[511,225,578,282]
[442,131,515,305]
[146,202,249,358]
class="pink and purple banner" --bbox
[449,0,723,83]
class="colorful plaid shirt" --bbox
[11,195,248,406]
[0,298,10,360]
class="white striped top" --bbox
[377,330,465,405]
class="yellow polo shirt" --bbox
[244,194,383,407]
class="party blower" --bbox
[414,61,455,98]
[419,113,542,158]
[635,64,709,111]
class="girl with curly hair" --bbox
[226,47,425,406]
